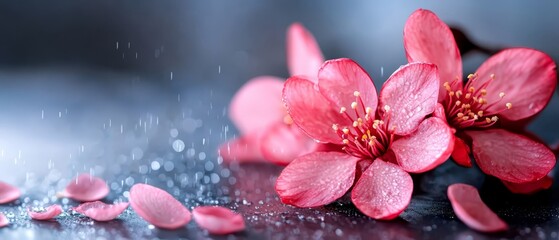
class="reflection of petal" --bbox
[502,176,553,194]
[0,182,20,204]
[74,201,128,222]
[448,183,508,232]
[28,204,63,220]
[352,160,413,220]
[129,184,191,229]
[63,174,109,202]
[192,206,245,235]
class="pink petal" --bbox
[433,103,447,122]
[391,117,453,173]
[229,76,286,135]
[351,160,413,220]
[473,48,556,121]
[447,183,508,232]
[283,76,351,143]
[192,206,245,235]
[404,9,462,101]
[287,23,324,81]
[63,174,109,202]
[74,201,129,221]
[451,137,472,167]
[467,129,555,183]
[0,182,20,204]
[379,63,439,135]
[0,212,7,227]
[502,176,553,194]
[219,134,265,163]
[317,58,378,120]
[260,122,318,165]
[28,204,63,220]
[129,184,191,229]
[275,152,359,207]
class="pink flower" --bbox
[219,23,326,165]
[404,9,557,190]
[276,58,454,220]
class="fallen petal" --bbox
[448,183,508,232]
[0,212,7,227]
[192,206,245,235]
[28,205,63,220]
[502,176,553,194]
[74,201,129,221]
[129,184,191,229]
[0,182,20,204]
[63,174,109,202]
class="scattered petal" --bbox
[287,23,324,80]
[63,174,109,202]
[192,206,245,235]
[351,160,413,220]
[283,76,352,143]
[451,137,472,167]
[74,201,129,221]
[260,123,318,165]
[448,183,508,232]
[379,63,439,135]
[317,58,378,120]
[229,76,286,135]
[276,152,359,207]
[391,117,453,173]
[502,176,553,194]
[474,48,556,121]
[28,205,63,220]
[0,182,20,204]
[467,129,555,183]
[404,9,463,101]
[0,212,7,227]
[129,184,191,229]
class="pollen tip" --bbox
[383,105,391,112]
[491,116,499,122]
[351,102,358,109]
[353,91,360,97]
[467,74,475,79]
[342,139,349,145]
[490,73,495,79]
[365,107,372,114]
[332,124,338,131]
[342,128,349,134]
[499,92,505,98]
[506,102,512,109]
[340,107,346,113]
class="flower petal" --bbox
[283,76,351,143]
[433,103,447,122]
[447,183,508,232]
[391,117,453,173]
[467,129,555,183]
[219,134,264,163]
[229,76,286,135]
[473,48,556,121]
[28,205,63,220]
[260,122,318,165]
[287,23,324,81]
[63,174,109,202]
[129,184,191,229]
[74,201,129,222]
[451,137,472,167]
[0,213,7,227]
[275,152,359,207]
[502,176,552,195]
[317,58,378,120]
[0,182,20,204]
[192,206,245,235]
[379,63,439,135]
[351,160,413,220]
[404,9,462,101]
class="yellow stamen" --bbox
[353,91,361,97]
[506,103,512,109]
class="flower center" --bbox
[443,73,511,130]
[331,91,394,159]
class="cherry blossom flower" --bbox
[73,201,129,222]
[59,174,109,202]
[0,182,20,204]
[129,184,191,229]
[219,23,325,165]
[276,58,453,220]
[28,205,63,220]
[448,183,508,232]
[192,206,245,235]
[404,9,556,190]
